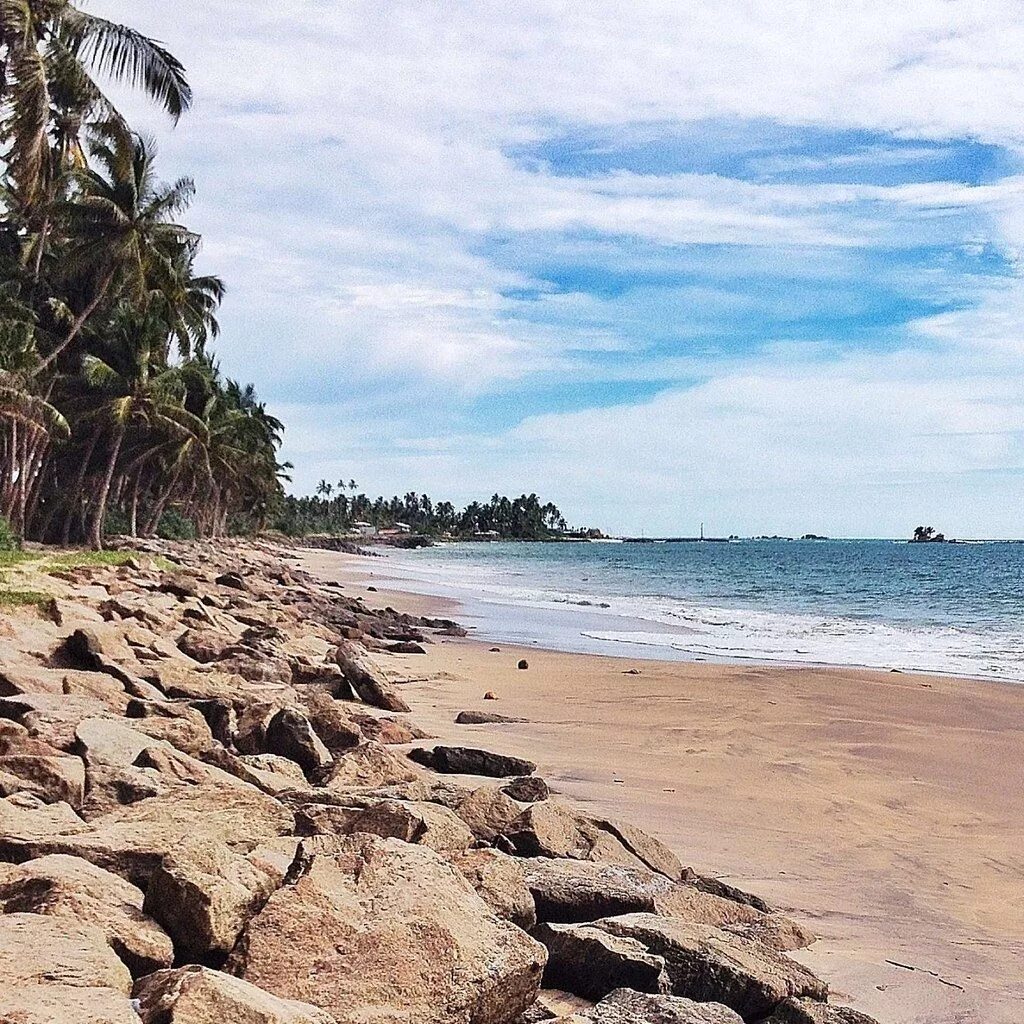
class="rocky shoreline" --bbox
[0,539,879,1024]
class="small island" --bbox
[911,526,946,543]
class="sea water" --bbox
[377,539,1024,680]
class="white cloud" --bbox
[91,1,1024,532]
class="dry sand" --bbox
[299,550,1024,1024]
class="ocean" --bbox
[376,539,1024,680]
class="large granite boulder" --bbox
[145,838,284,962]
[296,798,474,855]
[596,914,827,1020]
[536,921,668,1000]
[762,998,881,1024]
[523,859,812,951]
[582,988,743,1024]
[0,911,140,1023]
[319,740,421,790]
[0,751,86,806]
[451,848,537,930]
[1,781,293,887]
[507,801,682,879]
[0,853,173,977]
[265,707,333,776]
[133,965,337,1023]
[333,641,411,712]
[229,834,546,1024]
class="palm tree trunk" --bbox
[88,425,125,551]
[35,269,115,374]
[62,427,101,546]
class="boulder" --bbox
[595,914,828,1020]
[0,791,88,845]
[503,776,550,802]
[0,752,85,806]
[125,699,216,757]
[302,798,475,855]
[508,802,681,879]
[535,921,668,1000]
[145,839,283,963]
[451,848,536,930]
[229,834,546,1024]
[522,860,812,951]
[319,741,421,790]
[0,912,138,1022]
[409,745,537,778]
[456,710,527,725]
[297,691,362,751]
[584,989,743,1024]
[133,965,337,1023]
[454,784,524,841]
[2,782,293,888]
[333,641,411,712]
[349,712,426,745]
[762,998,881,1024]
[265,708,333,775]
[75,717,167,767]
[0,853,173,977]
[81,763,164,819]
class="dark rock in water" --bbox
[586,988,743,1024]
[456,710,527,725]
[762,997,881,1024]
[535,921,667,1000]
[517,660,529,670]
[367,586,377,592]
[408,745,536,778]
[503,776,549,803]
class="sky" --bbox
[96,1,1024,538]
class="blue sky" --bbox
[99,1,1024,537]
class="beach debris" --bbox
[518,659,529,670]
[408,744,537,778]
[623,668,641,675]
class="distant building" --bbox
[351,521,376,537]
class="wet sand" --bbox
[298,549,1024,1024]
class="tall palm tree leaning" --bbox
[0,1,192,213]
[35,124,198,374]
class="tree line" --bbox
[0,3,285,547]
[274,485,579,541]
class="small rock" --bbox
[518,660,529,670]
[503,776,550,803]
[483,691,499,700]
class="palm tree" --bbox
[1,1,191,211]
[36,126,198,372]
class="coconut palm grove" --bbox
[0,3,575,549]
[0,2,284,547]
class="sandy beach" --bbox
[299,549,1024,1024]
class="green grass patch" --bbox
[0,589,52,609]
[0,550,37,568]
[47,549,173,570]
